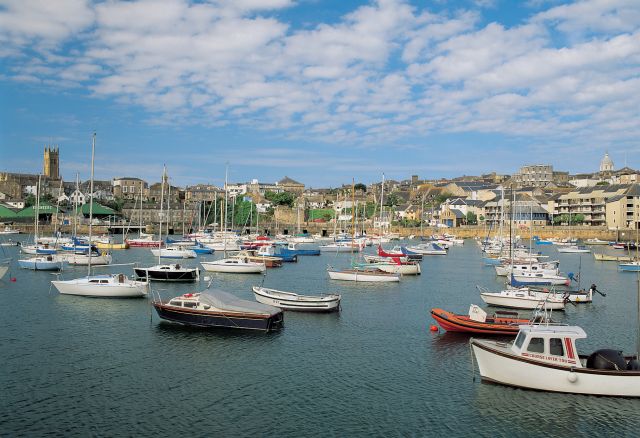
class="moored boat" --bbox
[431,305,537,335]
[479,287,566,310]
[134,263,200,282]
[200,257,266,274]
[471,324,640,397]
[327,267,400,282]
[152,290,284,332]
[18,255,63,271]
[252,286,341,312]
[52,273,148,297]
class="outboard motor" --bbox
[586,349,627,370]
[627,358,640,371]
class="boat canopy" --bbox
[198,290,281,316]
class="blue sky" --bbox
[1,0,639,188]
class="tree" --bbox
[384,193,401,207]
[232,199,256,226]
[264,191,295,207]
[433,192,453,205]
[354,183,367,192]
[466,211,478,225]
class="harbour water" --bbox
[2,238,640,436]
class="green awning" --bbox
[15,202,61,218]
[0,205,17,218]
[77,203,119,217]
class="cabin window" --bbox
[169,301,182,306]
[549,338,564,356]
[527,337,545,353]
[183,302,197,308]
[514,332,526,349]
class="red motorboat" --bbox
[431,305,537,336]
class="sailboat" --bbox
[51,133,149,297]
[20,175,58,255]
[200,164,265,274]
[134,166,199,282]
[19,175,65,271]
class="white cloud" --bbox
[0,0,638,155]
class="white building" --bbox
[600,152,614,173]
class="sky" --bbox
[0,0,639,188]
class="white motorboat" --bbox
[52,273,148,297]
[21,243,57,255]
[18,255,63,271]
[479,287,565,310]
[557,245,590,253]
[319,242,362,253]
[511,271,570,286]
[200,257,266,273]
[363,254,409,264]
[252,286,341,312]
[361,260,421,275]
[151,245,197,259]
[0,226,20,235]
[327,268,400,282]
[495,262,559,277]
[63,251,113,266]
[406,243,447,255]
[471,325,640,397]
[585,238,611,245]
[200,240,241,251]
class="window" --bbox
[169,301,182,307]
[549,338,564,356]
[527,337,545,353]
[183,302,197,308]
[515,332,526,349]
[123,186,128,193]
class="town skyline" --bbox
[1,0,639,187]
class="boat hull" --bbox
[153,303,283,331]
[18,259,63,271]
[200,261,266,273]
[471,339,640,397]
[252,287,340,312]
[134,267,199,282]
[430,309,526,335]
[480,293,565,310]
[327,269,400,282]
[52,279,147,297]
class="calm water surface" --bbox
[2,238,640,436]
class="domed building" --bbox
[600,151,614,173]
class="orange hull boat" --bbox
[431,308,531,335]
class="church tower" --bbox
[43,145,60,179]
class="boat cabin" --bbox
[510,325,586,368]
[168,293,210,310]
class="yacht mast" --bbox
[158,165,166,265]
[87,133,96,276]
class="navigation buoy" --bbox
[429,325,438,332]
[10,277,16,282]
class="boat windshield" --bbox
[514,331,526,349]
